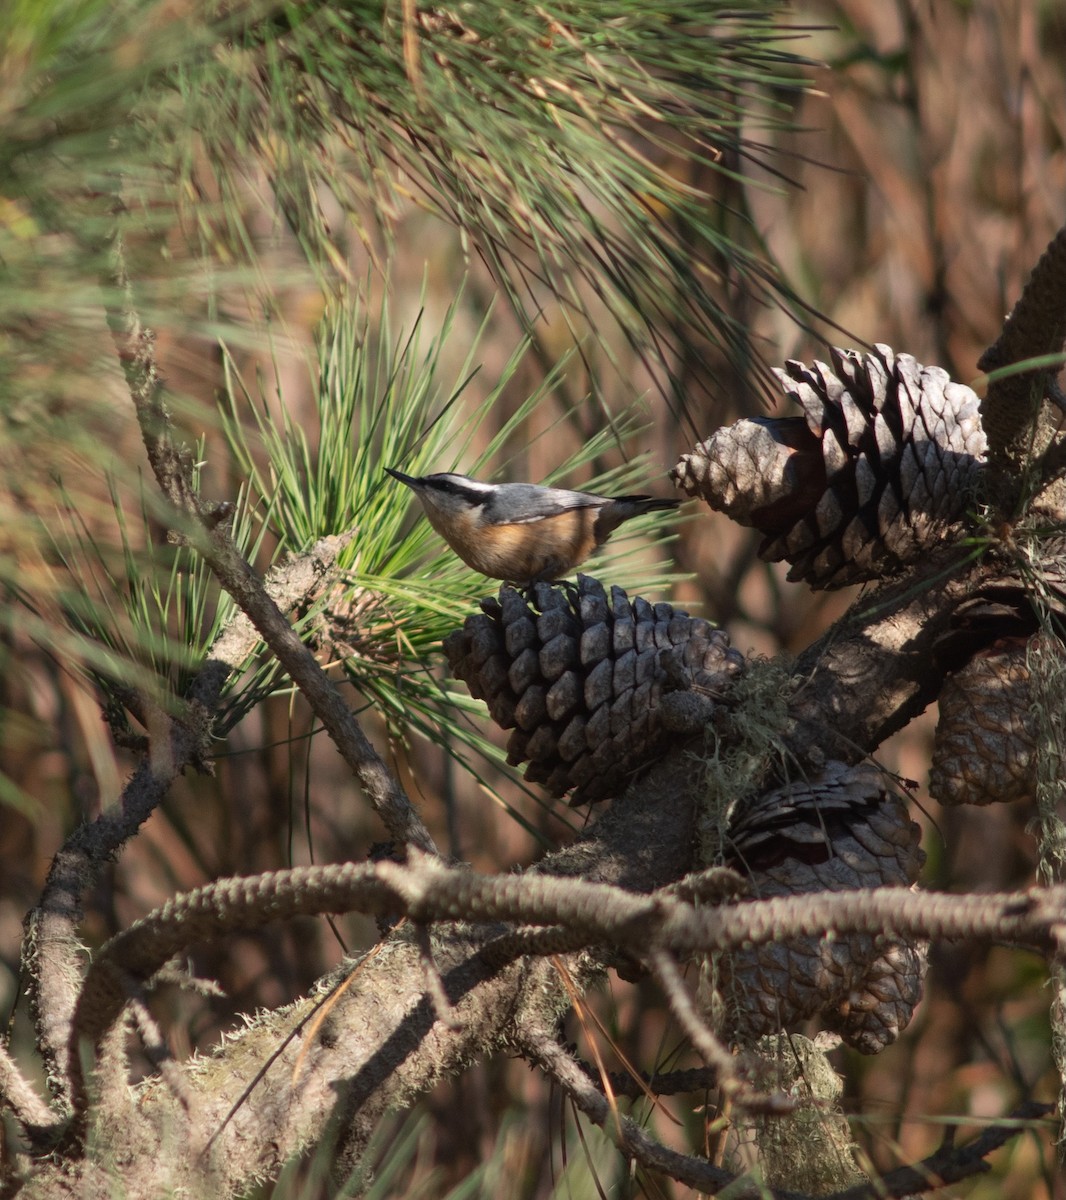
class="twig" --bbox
[106,232,201,518]
[481,924,588,964]
[189,529,438,855]
[22,538,349,1107]
[645,948,790,1115]
[823,1101,1055,1200]
[0,1038,58,1134]
[575,1061,725,1100]
[525,1034,1045,1197]
[127,985,191,1111]
[414,922,463,1030]
[108,231,436,857]
[23,722,206,1106]
[520,1024,802,1198]
[92,1017,135,1138]
[189,532,355,708]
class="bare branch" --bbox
[525,1035,1052,1198]
[69,849,1066,1088]
[126,984,193,1114]
[576,1061,725,1100]
[105,230,202,518]
[190,532,355,706]
[16,746,1050,1198]
[823,1102,1055,1200]
[0,1038,59,1136]
[23,717,209,1107]
[414,922,464,1031]
[645,948,789,1115]
[22,537,350,1108]
[520,1024,805,1198]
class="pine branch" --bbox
[576,1061,725,1100]
[105,231,203,521]
[22,752,699,1196]
[179,1,813,402]
[0,1039,58,1136]
[106,232,438,859]
[23,710,211,1110]
[823,1102,1055,1200]
[189,526,439,856]
[69,851,1066,1080]
[22,536,349,1111]
[21,743,1052,1197]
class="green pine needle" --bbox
[165,0,814,401]
[219,287,685,824]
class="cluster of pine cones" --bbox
[444,574,928,1050]
[442,341,1052,1054]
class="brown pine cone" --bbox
[715,762,927,1054]
[443,575,744,805]
[929,635,1051,807]
[673,345,987,589]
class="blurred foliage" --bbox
[171,0,816,405]
[0,0,813,759]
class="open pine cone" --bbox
[714,762,927,1053]
[673,344,987,589]
[444,575,744,805]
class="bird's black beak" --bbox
[385,467,418,487]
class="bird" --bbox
[385,467,680,585]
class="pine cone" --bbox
[929,636,1047,807]
[715,762,927,1053]
[443,575,744,805]
[673,345,987,589]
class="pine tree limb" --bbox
[21,536,349,1110]
[822,1102,1054,1200]
[106,230,438,859]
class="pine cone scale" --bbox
[446,576,744,804]
[673,345,988,589]
[717,762,927,1054]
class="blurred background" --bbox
[1,0,1064,1196]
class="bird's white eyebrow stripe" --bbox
[428,474,495,496]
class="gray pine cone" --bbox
[929,636,1046,807]
[443,575,744,805]
[715,762,927,1054]
[672,345,987,589]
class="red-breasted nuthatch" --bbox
[386,467,680,585]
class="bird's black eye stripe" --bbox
[430,476,488,505]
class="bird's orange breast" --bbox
[435,508,601,582]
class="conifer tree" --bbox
[1,3,1063,1197]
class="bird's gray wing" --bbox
[483,483,603,524]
